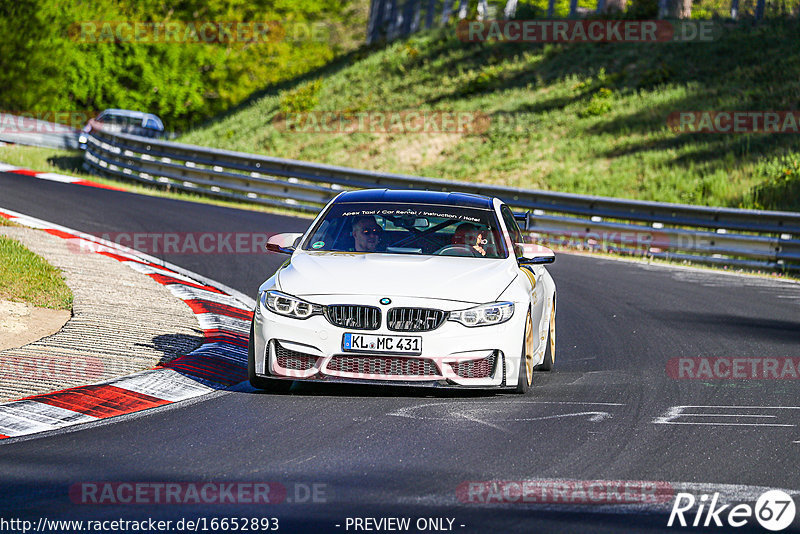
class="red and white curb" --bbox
[0,162,126,191]
[0,207,256,440]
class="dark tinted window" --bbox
[303,202,508,259]
[500,205,525,257]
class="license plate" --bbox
[342,333,422,355]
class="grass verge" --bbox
[180,20,800,212]
[0,235,73,310]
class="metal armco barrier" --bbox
[0,113,81,149]
[0,128,79,150]
[83,127,800,272]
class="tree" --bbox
[659,0,692,18]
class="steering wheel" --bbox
[433,244,481,257]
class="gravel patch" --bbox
[0,300,70,351]
[0,226,203,401]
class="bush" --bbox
[279,80,323,113]
[626,0,660,17]
[463,64,506,95]
[0,0,361,131]
[750,155,800,211]
[578,87,614,117]
[638,62,675,89]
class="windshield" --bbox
[302,202,508,259]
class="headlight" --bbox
[260,290,322,319]
[448,302,514,327]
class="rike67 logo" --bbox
[668,490,796,531]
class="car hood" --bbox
[278,251,517,305]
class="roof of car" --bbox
[100,109,155,118]
[98,109,164,126]
[334,189,495,209]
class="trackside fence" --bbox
[82,127,800,272]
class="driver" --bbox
[352,215,383,252]
[453,222,486,256]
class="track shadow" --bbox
[45,154,84,174]
[137,333,205,366]
[249,380,500,399]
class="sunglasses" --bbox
[358,228,382,235]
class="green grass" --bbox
[0,235,73,310]
[0,146,86,176]
[179,19,800,212]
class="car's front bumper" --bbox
[251,294,528,388]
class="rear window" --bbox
[143,117,162,130]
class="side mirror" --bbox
[516,243,555,265]
[266,233,303,254]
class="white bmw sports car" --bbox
[248,189,557,393]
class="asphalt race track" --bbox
[2,170,800,533]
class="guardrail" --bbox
[0,114,79,150]
[83,127,800,272]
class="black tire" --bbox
[515,309,533,394]
[535,301,556,372]
[248,318,293,393]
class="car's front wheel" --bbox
[248,318,293,393]
[515,308,534,394]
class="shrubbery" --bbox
[750,155,800,211]
[0,0,362,131]
[279,80,323,113]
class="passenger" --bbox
[452,222,486,256]
[352,215,383,252]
